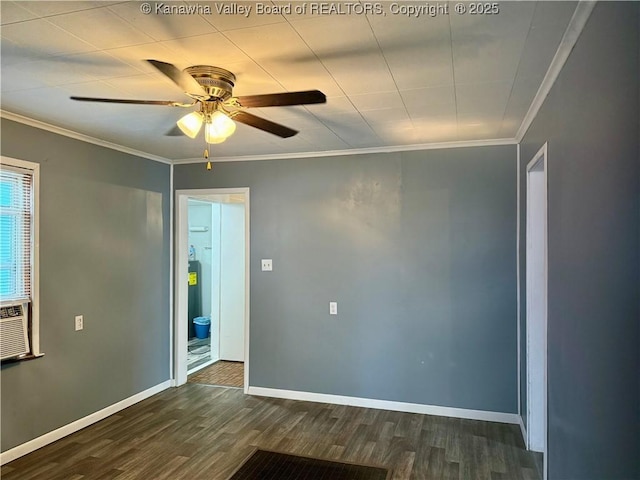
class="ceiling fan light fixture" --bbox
[177,111,204,138]
[205,111,236,144]
[204,129,227,144]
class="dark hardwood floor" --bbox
[1,385,540,479]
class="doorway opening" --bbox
[175,188,250,390]
[526,143,548,479]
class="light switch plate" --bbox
[329,302,337,315]
[261,259,273,271]
[75,315,84,331]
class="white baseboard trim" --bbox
[247,386,520,425]
[0,380,172,465]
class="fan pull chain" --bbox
[204,144,212,171]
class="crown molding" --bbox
[515,1,596,142]
[2,108,516,165]
[173,137,518,164]
[0,110,173,165]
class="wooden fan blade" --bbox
[233,111,298,138]
[146,59,207,96]
[70,96,187,106]
[236,90,326,108]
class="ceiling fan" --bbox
[70,59,327,144]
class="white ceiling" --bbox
[0,1,578,162]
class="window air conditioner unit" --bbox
[0,304,30,360]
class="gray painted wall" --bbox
[519,2,639,478]
[0,119,171,452]
[175,146,518,413]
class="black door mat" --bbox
[227,448,392,480]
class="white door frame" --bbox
[526,143,548,479]
[174,188,250,392]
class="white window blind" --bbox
[0,166,33,304]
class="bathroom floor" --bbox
[188,361,244,388]
[187,336,211,371]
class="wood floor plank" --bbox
[392,450,416,480]
[3,385,540,480]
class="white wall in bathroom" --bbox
[187,201,213,318]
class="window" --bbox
[0,157,40,360]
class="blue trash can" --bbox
[193,316,211,339]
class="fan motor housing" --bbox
[185,65,236,100]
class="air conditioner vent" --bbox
[1,305,23,319]
[0,304,29,360]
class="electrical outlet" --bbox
[329,302,338,315]
[75,315,83,331]
[261,259,273,271]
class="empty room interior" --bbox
[0,1,638,479]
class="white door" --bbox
[526,144,548,477]
[219,202,245,361]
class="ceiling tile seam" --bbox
[215,30,287,91]
[57,75,151,95]
[100,74,166,98]
[496,2,539,136]
[362,13,413,129]
[35,14,118,57]
[281,13,335,81]
[106,3,178,44]
[192,23,349,146]
[287,19,376,84]
[2,20,101,57]
[281,16,382,147]
[59,53,158,84]
[41,6,165,54]
[3,31,164,76]
[199,11,287,33]
[106,3,239,42]
[0,1,33,26]
[20,1,130,21]
[447,12,460,138]
[5,46,167,79]
[323,117,371,147]
[0,18,38,27]
[0,2,123,26]
[96,46,175,75]
[194,6,220,32]
[343,110,388,147]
